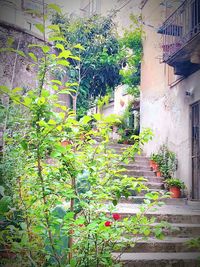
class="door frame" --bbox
[191,100,200,200]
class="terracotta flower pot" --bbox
[149,160,155,169]
[153,163,158,172]
[156,171,161,177]
[169,186,181,198]
[61,140,71,147]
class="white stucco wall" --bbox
[100,84,134,117]
[140,0,200,196]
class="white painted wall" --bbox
[100,84,134,117]
[140,0,200,196]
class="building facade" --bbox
[140,0,200,199]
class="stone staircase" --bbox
[108,143,200,267]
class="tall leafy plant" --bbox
[51,13,121,118]
[119,14,143,98]
[0,6,169,266]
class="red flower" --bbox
[112,213,121,221]
[105,221,112,227]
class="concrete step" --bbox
[129,177,164,183]
[116,237,198,253]
[166,223,200,237]
[122,223,200,238]
[122,169,157,177]
[144,182,164,190]
[112,252,200,267]
[110,203,200,224]
[119,196,187,205]
[120,163,152,171]
[130,188,166,197]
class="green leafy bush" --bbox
[0,6,168,266]
[151,145,178,179]
[165,178,185,189]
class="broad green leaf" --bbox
[58,89,76,94]
[55,43,65,51]
[56,125,62,131]
[93,113,101,121]
[24,96,32,106]
[20,140,28,150]
[73,43,85,50]
[41,89,50,97]
[57,60,70,67]
[38,120,47,127]
[48,119,56,125]
[7,37,14,47]
[28,52,37,62]
[70,258,76,267]
[58,50,72,59]
[51,79,62,85]
[65,82,78,87]
[16,50,26,57]
[0,85,9,93]
[69,55,80,61]
[48,3,61,14]
[48,36,65,42]
[28,44,43,49]
[80,115,91,125]
[35,23,45,33]
[47,25,60,32]
[50,150,61,158]
[54,103,67,111]
[42,45,50,53]
[12,87,22,93]
[37,96,45,105]
[52,85,58,91]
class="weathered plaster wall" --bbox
[0,23,42,90]
[140,0,200,195]
[0,23,71,106]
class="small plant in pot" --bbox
[165,178,185,198]
[150,154,160,172]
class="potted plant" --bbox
[157,145,178,179]
[150,154,155,169]
[165,178,185,198]
[150,154,160,172]
[156,170,162,177]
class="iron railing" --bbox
[159,0,200,62]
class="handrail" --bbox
[159,0,200,62]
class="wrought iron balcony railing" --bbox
[158,0,200,62]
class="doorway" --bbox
[191,101,200,199]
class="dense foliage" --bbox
[151,145,178,179]
[119,14,143,97]
[52,14,121,117]
[0,6,167,267]
[51,13,142,117]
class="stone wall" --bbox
[0,22,70,149]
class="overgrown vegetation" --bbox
[119,14,143,98]
[51,12,142,118]
[0,6,167,267]
[151,145,178,179]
